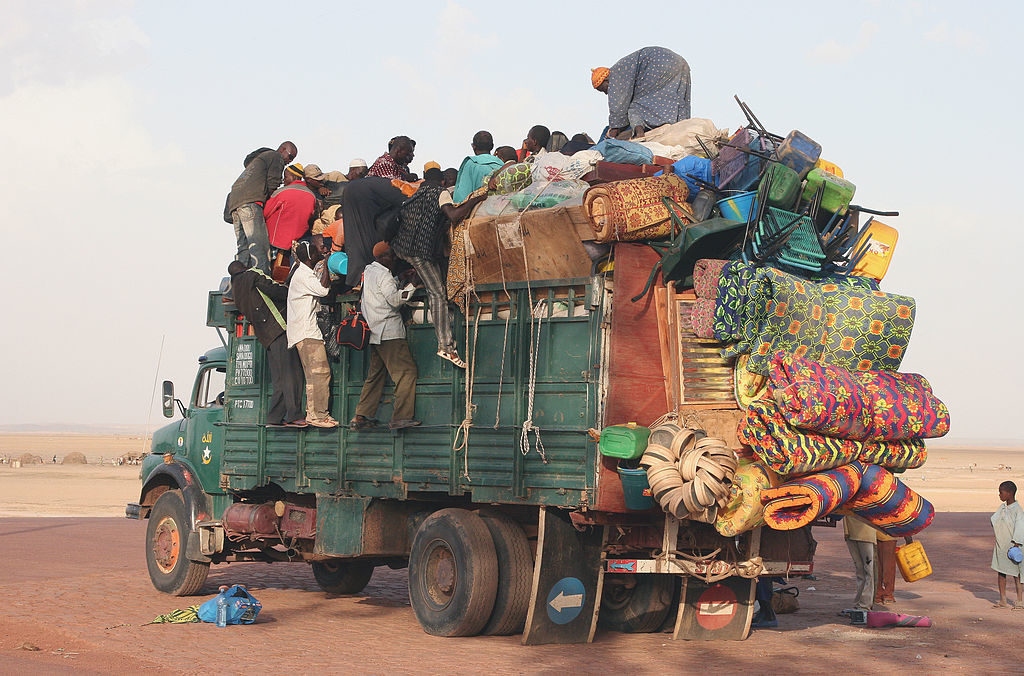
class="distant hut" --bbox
[17,453,44,465]
[61,452,88,465]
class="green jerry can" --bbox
[801,167,856,215]
[761,163,801,210]
[599,422,651,460]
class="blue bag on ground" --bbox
[198,585,262,624]
[591,139,654,165]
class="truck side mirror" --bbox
[162,380,175,418]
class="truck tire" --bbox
[477,511,534,636]
[145,489,209,596]
[311,559,374,594]
[408,508,498,637]
[598,573,674,633]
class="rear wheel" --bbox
[408,508,498,637]
[478,511,534,636]
[312,559,374,594]
[145,489,209,596]
[598,573,674,633]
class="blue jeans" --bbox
[231,203,271,274]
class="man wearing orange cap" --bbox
[592,46,690,140]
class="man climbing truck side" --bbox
[128,242,813,644]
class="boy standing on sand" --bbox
[991,480,1024,609]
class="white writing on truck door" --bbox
[233,343,254,385]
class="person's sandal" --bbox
[349,416,376,431]
[437,349,467,369]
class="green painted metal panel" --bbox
[314,495,370,556]
[212,278,603,509]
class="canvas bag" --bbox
[197,585,262,625]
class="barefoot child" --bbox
[991,480,1024,609]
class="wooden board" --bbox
[465,205,594,285]
[522,507,605,645]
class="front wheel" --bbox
[312,559,374,594]
[145,489,209,595]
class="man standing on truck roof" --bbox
[347,158,369,181]
[392,167,486,369]
[224,141,298,275]
[592,46,690,140]
[351,242,419,431]
[452,131,505,203]
[264,164,317,252]
[227,260,306,427]
[287,241,340,428]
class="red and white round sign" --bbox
[695,584,737,631]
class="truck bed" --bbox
[209,278,604,509]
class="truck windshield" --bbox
[194,366,226,408]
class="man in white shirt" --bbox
[351,241,420,431]
[286,241,339,428]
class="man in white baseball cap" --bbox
[347,158,368,181]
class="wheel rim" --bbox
[422,538,457,610]
[152,516,181,574]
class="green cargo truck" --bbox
[128,245,812,643]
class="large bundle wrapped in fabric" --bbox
[761,462,864,530]
[582,173,690,242]
[770,352,951,441]
[738,398,927,476]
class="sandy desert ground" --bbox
[2,435,1024,674]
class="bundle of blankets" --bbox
[691,261,916,377]
[582,173,692,243]
[713,352,949,538]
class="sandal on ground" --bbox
[993,602,1010,608]
[1013,604,1024,611]
[437,349,467,369]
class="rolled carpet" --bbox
[739,399,927,476]
[760,462,865,530]
[770,352,950,441]
[582,173,690,243]
[865,611,932,628]
[714,460,780,537]
[845,463,935,538]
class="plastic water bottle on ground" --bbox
[216,585,229,627]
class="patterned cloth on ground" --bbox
[770,352,951,441]
[582,173,690,243]
[715,460,779,536]
[844,463,935,537]
[738,398,927,476]
[146,605,200,624]
[761,462,864,530]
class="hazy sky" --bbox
[0,1,1018,443]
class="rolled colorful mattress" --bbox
[845,463,935,537]
[760,462,864,530]
[582,173,690,243]
[714,460,780,537]
[740,267,914,377]
[770,352,950,441]
[738,398,927,476]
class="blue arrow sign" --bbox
[546,576,585,625]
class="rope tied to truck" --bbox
[652,545,765,584]
[520,298,548,463]
[453,253,484,481]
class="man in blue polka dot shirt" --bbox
[592,46,691,140]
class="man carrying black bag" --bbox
[227,261,307,427]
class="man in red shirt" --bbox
[368,136,417,181]
[264,164,317,251]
